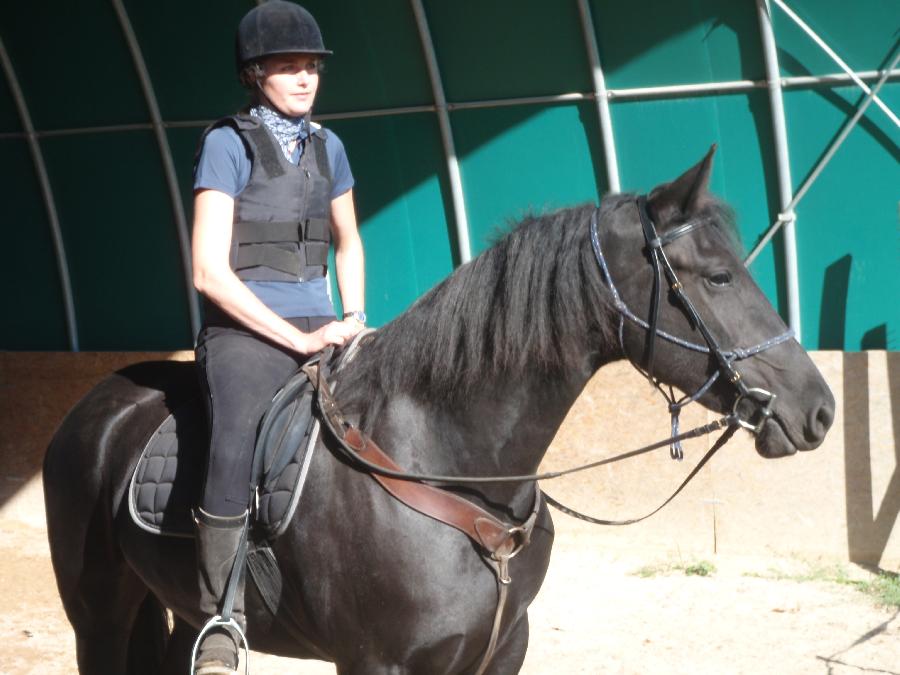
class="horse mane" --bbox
[336,202,617,418]
[335,192,740,420]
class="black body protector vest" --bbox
[200,114,333,285]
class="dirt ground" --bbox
[1,516,897,675]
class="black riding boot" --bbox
[193,508,248,675]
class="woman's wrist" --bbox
[290,330,313,355]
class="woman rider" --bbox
[190,2,365,671]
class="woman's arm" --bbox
[192,188,355,353]
[330,189,365,320]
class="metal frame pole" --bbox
[0,36,79,350]
[576,0,621,192]
[2,70,896,139]
[755,0,802,340]
[771,0,899,129]
[112,0,202,339]
[410,0,473,264]
[746,48,900,265]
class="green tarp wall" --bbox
[1,0,897,351]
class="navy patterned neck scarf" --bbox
[250,104,308,160]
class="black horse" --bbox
[44,149,834,674]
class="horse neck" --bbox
[420,347,617,513]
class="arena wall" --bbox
[1,351,897,570]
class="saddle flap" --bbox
[254,373,319,537]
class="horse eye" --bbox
[708,271,733,287]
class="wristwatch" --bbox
[343,310,367,325]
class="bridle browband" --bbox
[589,196,795,459]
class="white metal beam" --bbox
[2,69,896,139]
[772,0,899,129]
[576,0,621,192]
[746,48,900,265]
[755,0,802,340]
[410,0,472,264]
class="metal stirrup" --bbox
[190,616,250,675]
[190,516,251,675]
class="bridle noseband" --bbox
[590,196,794,459]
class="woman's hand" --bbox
[293,319,363,355]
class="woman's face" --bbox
[259,53,320,117]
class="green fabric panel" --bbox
[423,0,590,101]
[305,0,433,113]
[784,83,900,350]
[41,132,192,350]
[610,92,785,318]
[452,103,605,256]
[771,0,900,78]
[123,0,251,121]
[324,113,454,326]
[591,0,765,88]
[0,0,147,129]
[0,71,22,133]
[0,139,67,349]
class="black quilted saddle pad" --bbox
[128,401,205,537]
[128,371,320,539]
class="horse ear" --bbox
[647,144,716,224]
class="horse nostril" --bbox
[806,401,835,444]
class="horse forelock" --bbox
[336,203,617,414]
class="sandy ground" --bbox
[1,516,897,675]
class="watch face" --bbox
[346,310,366,323]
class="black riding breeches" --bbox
[194,315,333,517]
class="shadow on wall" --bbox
[820,255,852,349]
[844,351,900,566]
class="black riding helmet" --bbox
[235,0,332,73]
